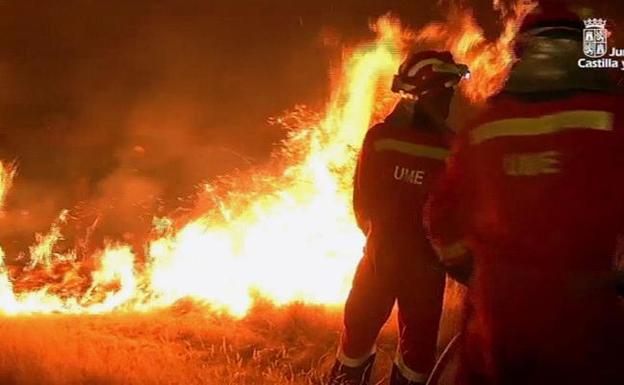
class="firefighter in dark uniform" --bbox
[328,51,469,385]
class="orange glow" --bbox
[0,3,530,317]
[0,17,404,316]
[0,162,15,211]
[416,0,536,103]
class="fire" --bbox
[0,17,404,317]
[0,161,15,211]
[27,209,71,270]
[416,0,536,102]
[144,17,410,316]
[0,3,530,317]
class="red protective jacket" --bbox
[426,91,624,384]
[354,116,450,272]
[341,110,450,378]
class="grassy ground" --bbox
[0,300,401,385]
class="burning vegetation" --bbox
[0,3,529,317]
[0,17,403,316]
[0,1,543,383]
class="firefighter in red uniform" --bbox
[425,3,624,385]
[328,51,469,385]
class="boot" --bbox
[390,363,427,385]
[327,353,375,385]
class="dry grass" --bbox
[0,300,399,385]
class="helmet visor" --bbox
[392,62,470,98]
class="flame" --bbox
[0,16,404,316]
[0,161,16,211]
[27,209,72,270]
[144,17,405,316]
[0,164,17,313]
[0,3,530,317]
[417,0,536,102]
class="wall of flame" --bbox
[0,17,405,316]
[0,2,530,317]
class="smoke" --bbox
[0,0,622,262]
[0,1,436,261]
[0,2,297,258]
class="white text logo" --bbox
[578,18,624,71]
[393,166,425,185]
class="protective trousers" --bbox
[339,248,445,383]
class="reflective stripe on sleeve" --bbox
[394,351,429,383]
[470,110,614,145]
[374,139,449,161]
